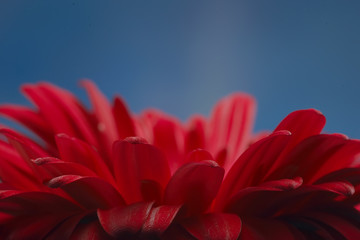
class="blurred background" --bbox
[0,1,359,137]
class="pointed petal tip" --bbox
[32,157,61,165]
[47,175,82,188]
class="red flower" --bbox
[0,80,359,239]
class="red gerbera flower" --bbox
[0,80,359,239]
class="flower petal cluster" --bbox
[0,81,359,239]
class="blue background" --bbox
[1,1,359,137]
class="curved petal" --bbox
[33,157,97,181]
[97,202,153,238]
[48,175,124,209]
[182,213,242,240]
[215,131,291,210]
[164,160,224,215]
[70,219,113,240]
[265,134,347,182]
[142,205,181,235]
[55,134,115,185]
[224,178,303,217]
[271,109,326,171]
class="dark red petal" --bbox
[215,131,291,210]
[142,205,181,235]
[315,168,360,186]
[45,213,87,240]
[164,160,224,215]
[303,212,360,239]
[112,139,171,203]
[97,202,153,237]
[81,80,118,158]
[309,138,360,183]
[112,96,136,139]
[207,93,256,170]
[0,214,71,239]
[182,213,242,240]
[240,218,299,240]
[48,175,124,209]
[70,219,113,240]
[264,134,347,182]
[224,178,303,217]
[0,190,80,211]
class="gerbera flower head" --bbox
[0,80,359,239]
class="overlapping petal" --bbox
[0,81,359,239]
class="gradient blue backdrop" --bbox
[1,1,359,137]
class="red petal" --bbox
[112,138,171,203]
[164,160,224,215]
[0,191,81,218]
[215,131,291,210]
[224,178,303,217]
[70,219,113,240]
[303,212,360,239]
[207,93,256,170]
[0,140,41,190]
[265,134,347,182]
[45,213,87,240]
[38,83,98,147]
[153,117,185,173]
[55,134,115,185]
[22,84,79,137]
[186,149,214,163]
[239,218,298,240]
[81,80,118,159]
[0,213,71,239]
[112,96,136,139]
[271,109,326,171]
[97,202,153,237]
[182,213,242,240]
[185,116,206,153]
[142,205,181,235]
[309,138,360,183]
[48,175,124,209]
[0,128,49,160]
[33,157,97,180]
[0,104,55,147]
